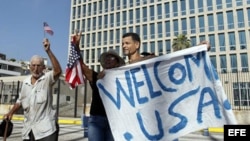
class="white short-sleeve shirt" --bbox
[17,71,58,140]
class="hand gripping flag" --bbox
[43,22,54,35]
[65,40,85,88]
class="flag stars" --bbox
[67,46,80,68]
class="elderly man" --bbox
[4,38,62,141]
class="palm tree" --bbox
[172,34,191,52]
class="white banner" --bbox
[97,45,237,141]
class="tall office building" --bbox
[69,0,250,108]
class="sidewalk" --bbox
[0,114,82,125]
[1,115,224,141]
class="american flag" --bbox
[65,43,85,89]
[43,22,54,35]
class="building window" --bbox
[82,5,86,17]
[230,54,237,73]
[216,0,222,10]
[247,8,250,26]
[91,49,95,63]
[150,5,154,20]
[237,9,245,28]
[150,23,155,38]
[136,8,140,23]
[142,42,147,53]
[143,24,147,40]
[87,18,91,31]
[98,16,102,29]
[157,22,163,38]
[123,0,127,8]
[173,20,178,36]
[226,0,232,8]
[210,56,217,70]
[190,17,196,33]
[129,10,133,24]
[220,55,227,73]
[240,53,249,72]
[198,1,203,12]
[165,21,170,37]
[238,31,247,50]
[110,13,114,27]
[190,36,196,46]
[98,32,101,45]
[103,31,107,45]
[157,4,162,19]
[104,15,108,28]
[218,33,225,51]
[233,82,250,107]
[99,1,103,13]
[143,7,147,22]
[181,18,187,34]
[116,0,120,10]
[86,34,90,47]
[236,0,243,6]
[122,11,127,25]
[208,14,214,31]
[158,41,163,55]
[88,3,91,16]
[104,0,108,12]
[93,2,97,14]
[208,34,215,52]
[181,0,186,15]
[172,1,178,17]
[227,11,234,29]
[77,6,81,18]
[136,26,140,35]
[92,33,96,46]
[165,2,170,18]
[116,12,120,26]
[189,0,195,14]
[165,40,171,53]
[228,32,236,50]
[207,0,213,11]
[150,42,155,53]
[217,12,224,30]
[198,16,205,33]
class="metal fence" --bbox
[218,71,250,111]
[0,78,92,118]
[1,71,250,115]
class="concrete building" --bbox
[0,53,22,76]
[69,0,250,110]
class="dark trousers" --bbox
[23,123,59,141]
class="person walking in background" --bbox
[4,38,62,141]
[73,31,125,141]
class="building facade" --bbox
[0,53,22,76]
[69,0,250,109]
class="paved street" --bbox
[1,121,224,141]
[0,121,88,141]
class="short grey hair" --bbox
[30,55,44,65]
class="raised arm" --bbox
[43,38,62,80]
[73,30,94,82]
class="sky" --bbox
[0,0,71,73]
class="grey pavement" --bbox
[1,121,223,141]
[0,121,88,141]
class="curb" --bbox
[1,115,224,133]
[0,115,82,125]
